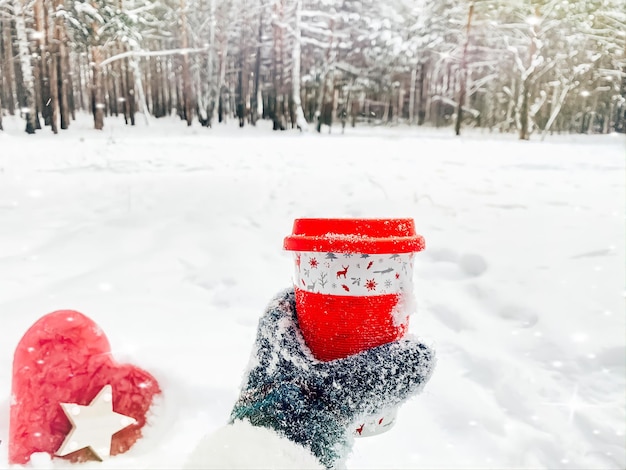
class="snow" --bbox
[391,291,416,328]
[184,420,324,469]
[0,114,625,469]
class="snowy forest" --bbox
[0,0,624,138]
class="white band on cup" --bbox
[292,251,415,296]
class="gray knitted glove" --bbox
[230,289,436,468]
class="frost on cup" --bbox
[283,218,425,437]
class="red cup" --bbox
[284,218,425,436]
[283,218,425,362]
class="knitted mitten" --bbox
[230,288,436,468]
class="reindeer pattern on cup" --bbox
[292,251,415,295]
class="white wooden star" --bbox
[56,384,137,461]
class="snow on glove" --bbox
[230,288,436,468]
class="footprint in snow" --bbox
[420,248,488,280]
[428,304,473,333]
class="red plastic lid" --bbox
[283,218,425,254]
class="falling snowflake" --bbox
[365,279,377,291]
[384,279,392,288]
[343,253,353,258]
[331,283,337,289]
[309,258,318,268]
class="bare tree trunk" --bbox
[196,8,211,127]
[485,75,496,131]
[109,54,119,116]
[541,83,573,139]
[75,50,85,111]
[0,19,5,131]
[118,48,129,123]
[180,0,193,126]
[0,65,3,130]
[236,0,248,127]
[66,49,75,119]
[14,0,37,133]
[518,83,531,140]
[292,0,307,130]
[382,94,389,122]
[47,0,61,133]
[142,58,150,115]
[113,43,125,119]
[34,0,49,126]
[409,67,416,125]
[419,62,428,125]
[131,56,150,125]
[315,18,335,132]
[55,0,69,129]
[617,44,626,133]
[2,17,17,116]
[455,2,474,136]
[216,37,228,124]
[205,0,217,126]
[505,78,516,132]
[175,71,183,119]
[518,9,540,141]
[163,54,172,116]
[49,32,59,133]
[330,86,338,132]
[155,51,168,118]
[91,46,104,129]
[155,53,163,117]
[125,55,136,125]
[271,0,285,130]
[251,0,263,125]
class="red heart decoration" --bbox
[9,310,161,465]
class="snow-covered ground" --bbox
[0,114,624,469]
